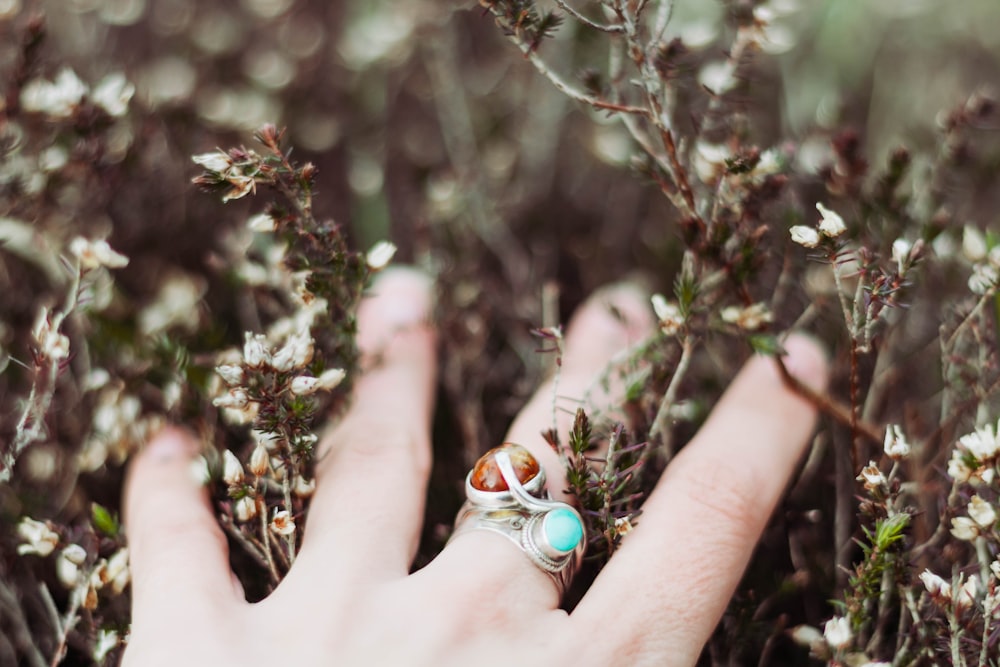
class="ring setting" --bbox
[451,443,586,594]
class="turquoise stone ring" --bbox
[450,443,586,596]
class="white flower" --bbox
[698,60,737,95]
[958,421,1000,461]
[292,475,316,497]
[55,544,87,588]
[247,212,276,232]
[919,569,950,598]
[788,625,823,649]
[991,559,1000,580]
[969,263,999,295]
[891,238,912,274]
[270,509,296,536]
[816,203,846,237]
[243,332,271,367]
[234,496,257,522]
[692,141,731,183]
[271,329,314,372]
[789,225,820,248]
[823,616,852,650]
[290,375,319,395]
[32,307,70,361]
[249,443,269,477]
[950,516,980,541]
[20,68,88,118]
[316,368,346,391]
[883,424,911,459]
[720,303,772,330]
[192,151,232,173]
[101,548,130,595]
[222,450,245,486]
[91,72,134,117]
[215,364,244,387]
[17,517,59,557]
[968,495,996,528]
[69,237,129,270]
[651,294,685,336]
[93,629,119,662]
[957,575,979,610]
[856,462,885,490]
[213,388,249,410]
[366,240,397,271]
[947,449,973,483]
[962,226,988,262]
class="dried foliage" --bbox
[2,0,1000,665]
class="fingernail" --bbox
[780,332,830,393]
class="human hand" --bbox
[121,269,828,666]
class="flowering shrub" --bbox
[2,1,1000,664]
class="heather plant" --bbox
[2,0,1000,665]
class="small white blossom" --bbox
[919,569,950,599]
[698,60,737,95]
[91,72,134,117]
[789,225,820,248]
[891,238,912,274]
[247,212,276,232]
[883,424,911,459]
[234,496,257,522]
[213,388,249,410]
[222,449,245,486]
[101,548,130,595]
[32,307,70,361]
[991,559,1000,580]
[692,141,731,183]
[962,226,988,262]
[316,368,346,391]
[271,329,314,372]
[69,237,129,270]
[249,443,269,477]
[290,375,320,396]
[192,151,232,173]
[968,495,996,528]
[947,449,973,483]
[720,303,772,330]
[614,516,635,536]
[17,517,59,557]
[215,364,244,387]
[651,294,685,336]
[958,421,1000,462]
[270,509,296,536]
[55,544,87,588]
[292,475,316,497]
[957,575,979,610]
[20,68,88,118]
[856,462,885,491]
[788,625,823,649]
[366,240,397,271]
[243,332,271,367]
[816,203,846,237]
[823,616,852,650]
[950,516,980,541]
[93,629,119,662]
[969,263,999,295]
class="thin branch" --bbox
[553,0,625,33]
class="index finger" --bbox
[570,334,829,665]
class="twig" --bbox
[554,0,624,33]
[649,335,694,459]
[0,580,46,667]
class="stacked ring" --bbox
[450,443,586,595]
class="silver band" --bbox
[450,447,586,595]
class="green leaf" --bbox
[91,503,120,538]
[748,334,783,356]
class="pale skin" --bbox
[122,268,829,667]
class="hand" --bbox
[121,269,828,666]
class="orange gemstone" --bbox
[470,444,540,492]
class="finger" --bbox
[124,427,243,626]
[571,334,829,665]
[292,267,437,583]
[422,283,654,610]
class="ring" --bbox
[449,443,586,595]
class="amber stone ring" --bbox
[450,443,586,595]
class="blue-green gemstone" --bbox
[544,507,583,553]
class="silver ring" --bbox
[450,443,586,595]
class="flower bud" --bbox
[16,517,59,557]
[366,240,397,271]
[968,495,996,528]
[950,516,980,541]
[316,368,346,391]
[213,388,249,410]
[103,548,130,595]
[292,475,316,498]
[816,203,846,237]
[222,450,245,486]
[790,225,820,248]
[234,496,257,522]
[56,546,86,588]
[215,364,244,387]
[249,443,270,477]
[882,424,911,459]
[243,332,271,368]
[823,616,851,650]
[290,375,320,395]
